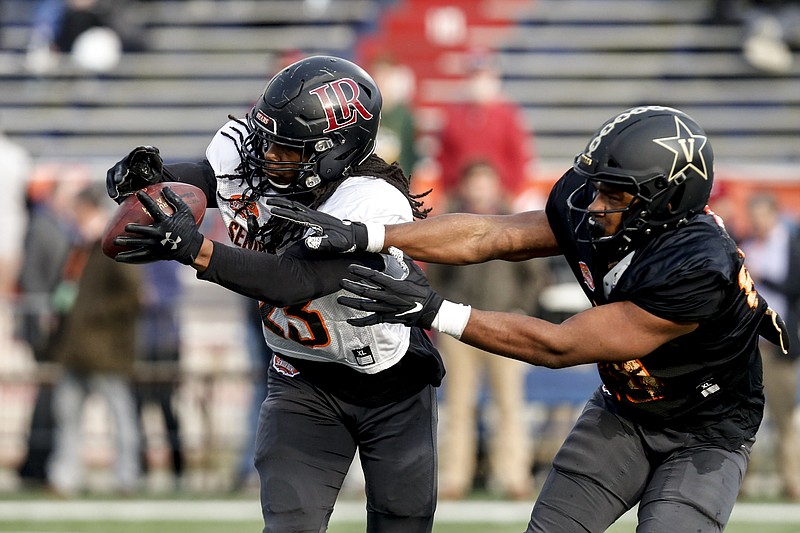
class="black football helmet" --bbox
[239,55,382,196]
[567,106,714,256]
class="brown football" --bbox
[101,182,207,259]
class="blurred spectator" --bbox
[25,0,146,75]
[231,297,273,492]
[427,161,550,500]
[24,0,67,74]
[135,261,185,489]
[370,55,419,175]
[46,183,142,497]
[707,0,742,24]
[708,180,742,243]
[741,0,800,73]
[0,127,30,297]
[709,0,800,72]
[435,49,535,199]
[530,256,593,477]
[14,176,75,486]
[740,192,800,500]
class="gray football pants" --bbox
[527,388,752,533]
[255,365,438,533]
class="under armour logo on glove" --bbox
[113,187,204,265]
[161,232,182,250]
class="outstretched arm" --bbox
[381,211,561,264]
[113,187,382,306]
[458,302,697,368]
[268,198,562,264]
[339,260,698,368]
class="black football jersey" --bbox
[546,169,765,448]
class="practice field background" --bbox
[3,499,800,532]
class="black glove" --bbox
[106,145,164,203]
[338,253,443,329]
[113,186,204,265]
[267,198,369,253]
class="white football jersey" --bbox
[206,119,413,374]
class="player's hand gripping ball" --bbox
[101,182,206,262]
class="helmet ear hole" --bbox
[668,182,687,214]
[336,146,358,161]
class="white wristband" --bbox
[431,300,472,340]
[365,222,385,253]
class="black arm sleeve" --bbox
[162,161,219,208]
[197,240,384,306]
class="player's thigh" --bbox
[255,371,356,532]
[358,385,438,522]
[527,391,650,533]
[636,440,751,533]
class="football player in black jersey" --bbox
[269,106,790,532]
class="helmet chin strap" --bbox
[267,179,291,190]
[265,172,322,193]
[588,214,642,263]
[587,217,607,240]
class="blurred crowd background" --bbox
[0,0,798,502]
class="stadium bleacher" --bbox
[0,0,797,170]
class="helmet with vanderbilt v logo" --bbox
[240,55,382,196]
[568,106,714,256]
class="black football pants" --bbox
[255,362,438,533]
[526,388,752,533]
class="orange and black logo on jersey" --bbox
[579,261,595,291]
[227,194,259,220]
[599,359,665,404]
[228,220,268,252]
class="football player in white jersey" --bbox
[105,55,443,533]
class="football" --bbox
[101,182,207,259]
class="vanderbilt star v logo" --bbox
[161,232,182,250]
[652,116,709,182]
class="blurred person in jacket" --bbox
[15,175,76,485]
[134,260,184,488]
[740,192,800,500]
[46,183,142,497]
[435,49,534,198]
[427,161,550,500]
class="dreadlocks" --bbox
[253,154,430,253]
[355,155,431,220]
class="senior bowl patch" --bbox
[272,354,299,377]
[579,261,595,291]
